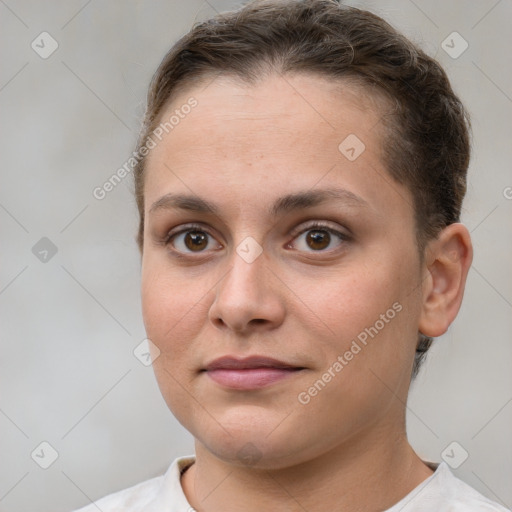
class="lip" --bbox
[203,355,302,371]
[202,355,305,390]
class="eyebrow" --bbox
[148,188,369,217]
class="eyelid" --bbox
[290,220,350,238]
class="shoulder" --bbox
[393,462,510,512]
[442,468,510,512]
[70,473,164,511]
[69,455,195,512]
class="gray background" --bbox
[0,1,511,510]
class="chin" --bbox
[185,412,318,470]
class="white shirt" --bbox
[71,455,510,511]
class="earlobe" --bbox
[418,223,473,338]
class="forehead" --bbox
[153,72,386,149]
[143,72,412,224]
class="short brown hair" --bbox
[132,0,471,377]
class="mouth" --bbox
[201,355,306,390]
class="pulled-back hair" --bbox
[133,0,471,378]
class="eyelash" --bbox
[163,221,350,257]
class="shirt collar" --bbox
[145,456,444,512]
[146,455,196,511]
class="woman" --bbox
[73,0,508,510]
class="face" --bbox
[140,73,425,469]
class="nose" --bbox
[208,241,286,335]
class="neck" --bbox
[180,425,434,511]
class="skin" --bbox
[140,72,473,511]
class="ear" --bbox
[418,223,473,338]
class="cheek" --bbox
[295,257,417,374]
[141,270,171,341]
[140,262,205,414]
[140,260,202,352]
[293,262,398,338]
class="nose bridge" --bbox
[223,235,267,301]
[208,235,284,331]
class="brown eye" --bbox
[166,225,220,254]
[291,223,348,252]
[182,231,209,252]
[305,229,331,250]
